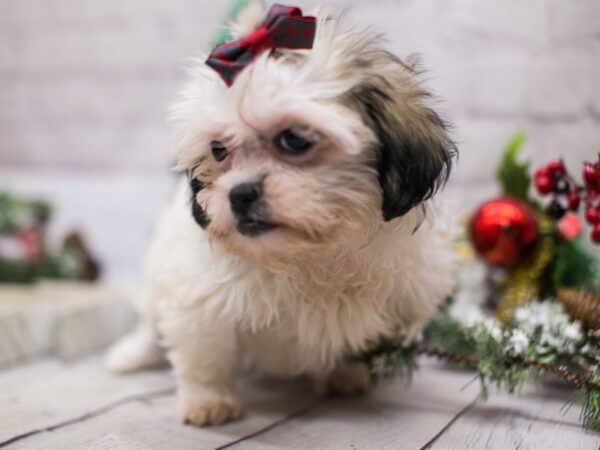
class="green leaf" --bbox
[582,376,600,431]
[496,132,531,200]
[424,305,476,357]
[550,239,600,294]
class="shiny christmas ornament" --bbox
[496,236,553,323]
[470,197,540,268]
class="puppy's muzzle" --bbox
[229,181,277,236]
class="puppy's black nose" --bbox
[229,182,261,216]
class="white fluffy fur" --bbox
[228,1,266,40]
[107,3,456,427]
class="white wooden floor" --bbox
[1,355,598,450]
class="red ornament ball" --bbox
[470,197,540,268]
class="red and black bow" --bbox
[206,4,316,86]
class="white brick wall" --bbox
[1,0,599,279]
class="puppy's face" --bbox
[170,9,455,263]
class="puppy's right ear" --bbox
[228,1,267,40]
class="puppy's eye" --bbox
[276,129,312,155]
[210,140,228,162]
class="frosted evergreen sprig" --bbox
[361,300,600,431]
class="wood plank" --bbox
[3,355,596,449]
[7,381,317,450]
[0,356,318,450]
[233,358,482,449]
[0,357,172,446]
[1,357,479,450]
[427,381,600,450]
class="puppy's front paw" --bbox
[315,363,370,397]
[179,386,241,427]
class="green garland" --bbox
[360,303,600,431]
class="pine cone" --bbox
[559,289,600,331]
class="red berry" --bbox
[546,199,566,219]
[586,207,600,225]
[568,191,580,210]
[535,175,554,194]
[547,160,565,176]
[592,223,600,243]
[535,166,551,178]
[584,163,600,185]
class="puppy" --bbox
[107,2,457,427]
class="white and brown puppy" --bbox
[107,3,457,427]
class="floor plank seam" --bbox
[213,398,324,450]
[0,386,175,448]
[418,395,479,450]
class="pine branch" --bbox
[417,346,599,392]
[360,340,600,431]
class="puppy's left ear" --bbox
[349,61,457,221]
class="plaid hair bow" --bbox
[206,4,316,86]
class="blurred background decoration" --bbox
[1,0,598,281]
[0,191,100,283]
